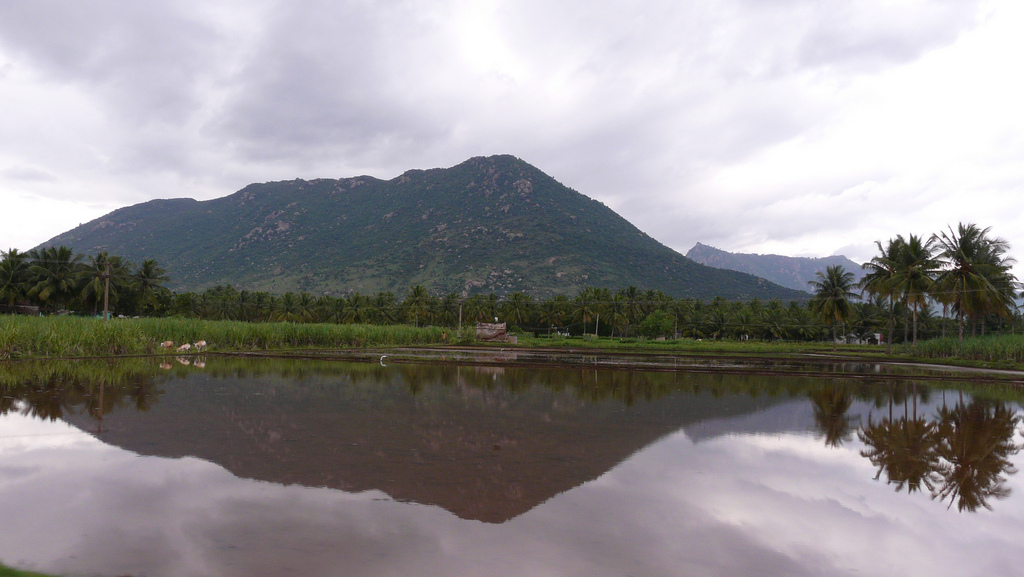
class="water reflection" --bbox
[809,384,857,447]
[3,356,1024,576]
[845,383,1024,512]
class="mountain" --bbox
[685,242,864,293]
[43,155,807,300]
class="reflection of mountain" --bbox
[64,364,792,523]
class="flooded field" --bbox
[2,353,1024,577]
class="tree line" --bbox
[814,222,1020,351]
[0,246,170,317]
[3,222,1020,344]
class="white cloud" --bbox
[1,0,1021,276]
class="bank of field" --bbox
[0,316,444,359]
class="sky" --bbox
[1,0,1023,268]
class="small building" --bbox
[476,322,517,343]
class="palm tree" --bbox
[79,252,131,316]
[605,293,629,338]
[932,223,1019,341]
[861,237,905,353]
[27,246,84,313]
[892,234,938,345]
[761,299,789,340]
[130,259,170,316]
[809,265,858,351]
[373,291,398,324]
[0,248,31,306]
[573,287,601,335]
[537,296,567,336]
[403,285,433,326]
[438,293,462,327]
[272,292,302,322]
[500,292,534,328]
[619,286,642,337]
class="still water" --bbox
[1,355,1023,577]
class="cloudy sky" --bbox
[1,0,1022,266]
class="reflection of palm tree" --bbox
[860,416,941,494]
[932,399,1020,512]
[859,384,942,494]
[809,385,857,447]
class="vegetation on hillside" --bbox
[40,155,805,300]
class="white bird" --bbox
[380,355,388,367]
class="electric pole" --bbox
[103,261,111,322]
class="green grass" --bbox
[0,563,58,577]
[895,334,1024,367]
[0,315,444,359]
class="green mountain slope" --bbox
[685,242,864,292]
[43,155,807,300]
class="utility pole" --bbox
[103,261,111,322]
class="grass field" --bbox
[0,563,57,577]
[0,315,445,359]
[3,315,1024,373]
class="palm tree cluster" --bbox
[155,284,880,342]
[860,223,1020,347]
[0,246,170,317]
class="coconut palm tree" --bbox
[27,246,84,313]
[932,223,1019,341]
[892,234,938,345]
[0,248,31,306]
[500,292,534,328]
[573,287,601,335]
[537,297,567,336]
[79,252,131,316]
[130,259,170,316]
[403,285,433,326]
[861,237,905,353]
[809,265,858,351]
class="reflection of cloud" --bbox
[3,410,1024,576]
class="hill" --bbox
[43,155,807,300]
[685,242,864,292]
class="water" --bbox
[1,355,1023,577]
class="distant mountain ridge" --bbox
[685,243,864,292]
[43,155,807,300]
